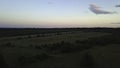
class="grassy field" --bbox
[0,28,120,68]
[21,45,120,68]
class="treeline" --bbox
[0,28,120,37]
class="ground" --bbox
[0,28,120,68]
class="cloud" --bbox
[116,5,120,7]
[89,4,116,14]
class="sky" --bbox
[0,0,120,28]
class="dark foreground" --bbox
[0,28,120,68]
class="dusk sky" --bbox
[0,0,120,28]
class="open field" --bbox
[0,28,120,68]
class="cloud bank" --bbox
[89,4,116,14]
[116,5,120,7]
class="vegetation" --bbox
[0,28,120,37]
[80,52,94,68]
[18,53,50,66]
[0,28,120,68]
[0,54,9,68]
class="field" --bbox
[0,28,120,68]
